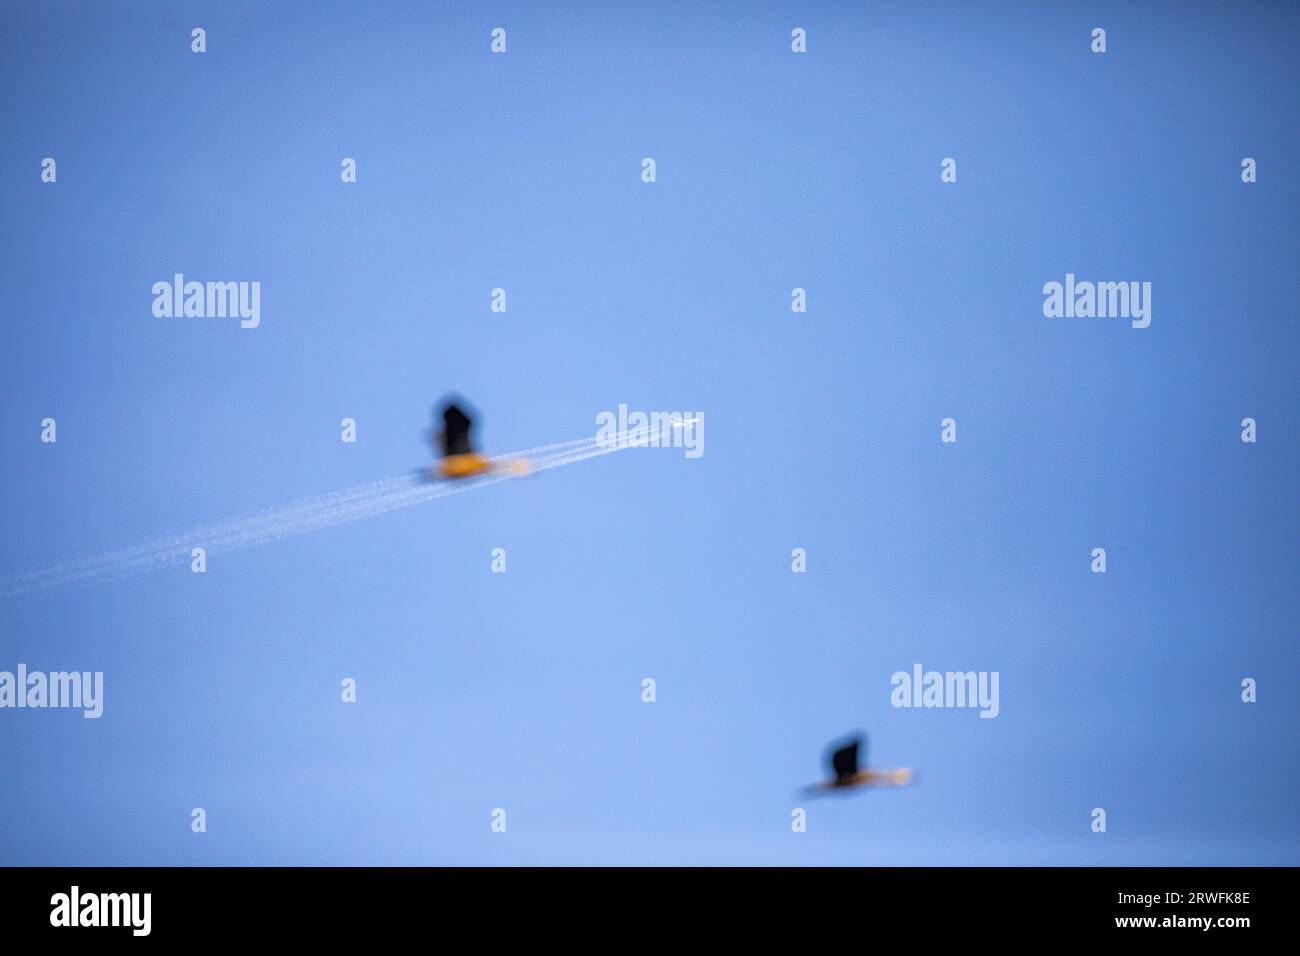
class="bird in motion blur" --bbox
[426,396,531,480]
[803,733,913,795]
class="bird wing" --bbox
[440,403,474,456]
[830,737,863,780]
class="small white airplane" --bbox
[803,734,914,795]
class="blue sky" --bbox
[0,0,1296,865]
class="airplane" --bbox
[802,733,914,795]
[427,398,531,480]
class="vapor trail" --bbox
[0,429,655,602]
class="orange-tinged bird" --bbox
[803,734,913,795]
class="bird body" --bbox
[804,734,914,795]
[429,398,532,480]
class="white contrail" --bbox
[0,428,658,601]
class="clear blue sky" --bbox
[1,1,1295,865]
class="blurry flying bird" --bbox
[803,733,913,796]
[427,397,531,479]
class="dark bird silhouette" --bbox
[427,397,530,480]
[439,402,475,457]
[803,733,913,795]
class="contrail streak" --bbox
[0,429,656,602]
